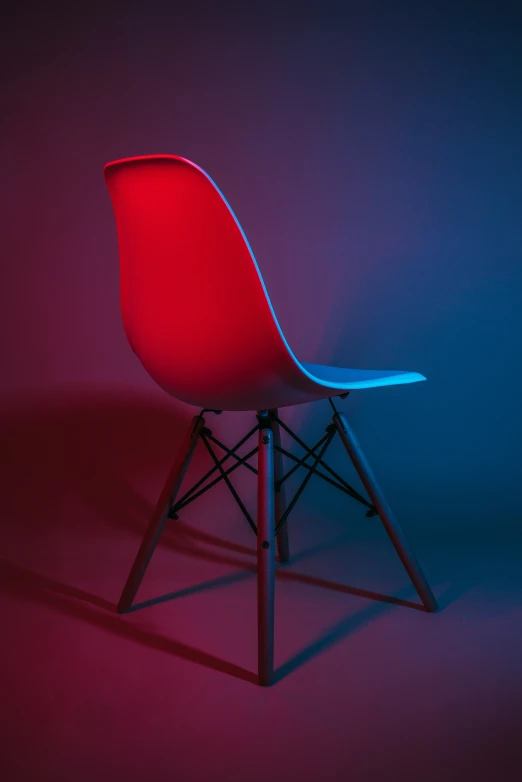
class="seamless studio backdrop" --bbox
[2,2,520,542]
[0,2,522,779]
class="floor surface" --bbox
[1,394,521,781]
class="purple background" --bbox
[1,3,522,780]
[2,2,521,539]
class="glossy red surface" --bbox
[105,155,307,410]
[104,156,424,410]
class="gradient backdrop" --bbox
[2,1,521,540]
[1,2,522,780]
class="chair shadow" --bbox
[122,521,424,614]
[118,522,465,684]
[1,531,456,687]
[273,589,412,684]
[0,387,461,685]
[127,522,428,614]
[0,559,257,685]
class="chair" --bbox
[104,154,437,686]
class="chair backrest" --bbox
[104,155,304,410]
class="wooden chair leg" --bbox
[257,414,276,685]
[270,409,290,563]
[333,412,438,612]
[117,415,205,613]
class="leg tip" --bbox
[258,662,274,687]
[258,676,274,687]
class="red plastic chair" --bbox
[104,155,437,685]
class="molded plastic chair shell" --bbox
[104,155,425,411]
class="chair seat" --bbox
[300,361,425,390]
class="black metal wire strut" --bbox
[166,407,377,536]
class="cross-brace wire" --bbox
[168,412,377,536]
